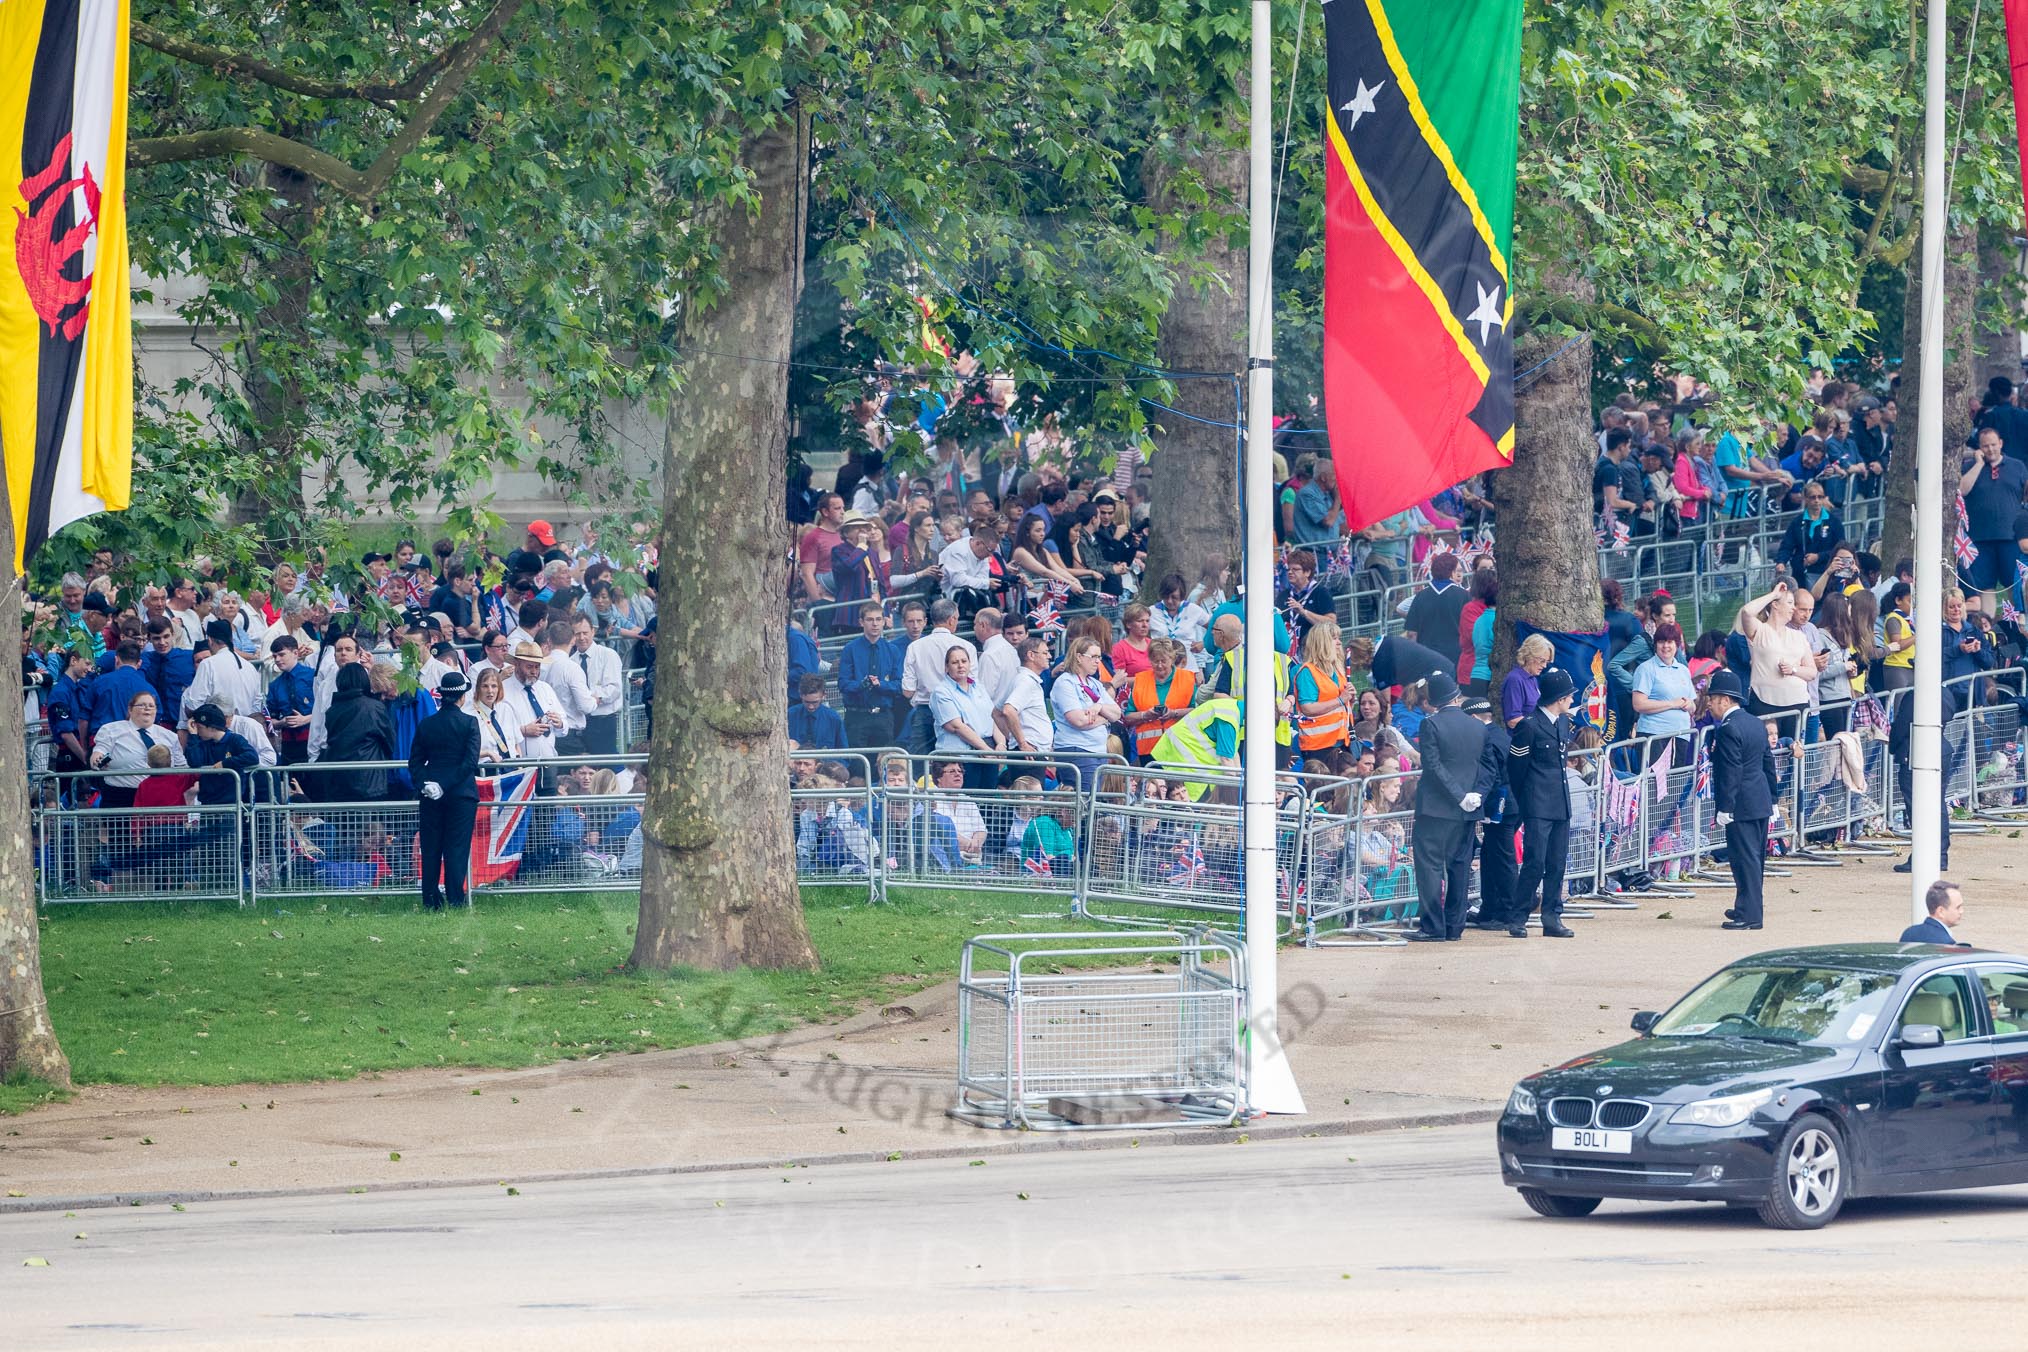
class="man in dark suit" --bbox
[1705,671,1779,931]
[1466,696,1520,931]
[1409,674,1486,942]
[1898,878,1965,945]
[1507,667,1577,939]
[410,669,481,911]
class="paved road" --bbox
[9,1123,2028,1350]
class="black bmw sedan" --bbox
[1498,944,2028,1228]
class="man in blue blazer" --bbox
[1898,879,1965,945]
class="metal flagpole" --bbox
[1911,0,1946,922]
[1243,0,1304,1115]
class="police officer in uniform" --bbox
[1408,673,1486,941]
[1507,667,1576,939]
[1705,671,1779,931]
[409,669,481,910]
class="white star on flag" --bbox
[1340,79,1384,132]
[1466,281,1506,345]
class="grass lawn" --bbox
[31,885,1093,1091]
[0,1073,71,1116]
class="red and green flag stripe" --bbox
[1322,0,1522,531]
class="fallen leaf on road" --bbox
[22,1257,48,1267]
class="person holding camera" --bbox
[1959,426,2028,611]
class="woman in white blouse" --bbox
[90,690,185,807]
[465,666,524,763]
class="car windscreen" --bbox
[1650,966,1902,1046]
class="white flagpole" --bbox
[1244,0,1304,1115]
[1911,0,1946,921]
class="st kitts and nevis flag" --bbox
[1322,0,1522,530]
[1,0,133,572]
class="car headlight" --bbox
[1506,1083,1539,1117]
[1668,1088,1775,1128]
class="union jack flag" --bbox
[1023,849,1056,877]
[1027,580,1069,639]
[1693,750,1712,801]
[1165,834,1207,885]
[471,768,539,885]
[1955,497,1980,568]
[1593,518,1631,552]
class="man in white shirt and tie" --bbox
[504,641,565,761]
[937,521,1001,614]
[568,615,626,754]
[538,619,597,756]
[900,598,976,756]
[183,619,266,730]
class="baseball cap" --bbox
[527,520,558,548]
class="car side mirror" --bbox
[1630,1011,1659,1035]
[1895,1024,1945,1050]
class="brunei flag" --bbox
[0,0,133,572]
[1321,0,1521,531]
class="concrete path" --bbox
[3,832,2020,1207]
[9,1122,2028,1351]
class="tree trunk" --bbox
[1137,133,1245,600]
[0,502,71,1088]
[630,109,818,974]
[1490,281,1603,673]
[1976,230,2022,384]
[1883,212,1978,577]
[229,159,316,541]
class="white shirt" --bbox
[305,656,349,762]
[93,719,187,788]
[1000,667,1054,753]
[938,537,997,595]
[417,656,455,695]
[228,712,278,767]
[183,647,266,727]
[901,629,976,706]
[1148,601,1212,671]
[569,642,626,715]
[540,651,595,730]
[503,674,563,757]
[166,605,204,649]
[466,696,526,761]
[976,633,1020,706]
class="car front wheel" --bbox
[1757,1113,1847,1230]
[1518,1188,1601,1219]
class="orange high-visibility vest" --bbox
[1294,661,1350,751]
[1128,668,1198,757]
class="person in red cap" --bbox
[526,520,559,554]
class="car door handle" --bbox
[1968,1063,1995,1079]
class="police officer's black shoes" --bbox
[1892,859,1912,873]
[1506,926,1529,938]
[1723,908,1740,921]
[1541,923,1575,938]
[1721,919,1762,930]
[1405,932,1445,942]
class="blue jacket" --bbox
[88,665,159,735]
[48,672,91,745]
[140,647,196,726]
[835,634,906,711]
[186,730,258,804]
[1898,917,1959,945]
[268,664,317,733]
[788,702,846,750]
[787,624,821,699]
[1939,622,1997,713]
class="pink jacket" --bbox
[1673,454,1712,521]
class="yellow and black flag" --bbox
[1,0,132,572]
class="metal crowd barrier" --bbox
[950,929,1245,1131]
[37,768,247,905]
[875,751,1105,904]
[1078,763,1308,933]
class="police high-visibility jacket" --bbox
[1293,661,1350,751]
[1150,697,1244,801]
[1221,647,1292,746]
[1126,667,1198,757]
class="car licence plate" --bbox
[1552,1127,1633,1154]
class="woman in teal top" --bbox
[1469,606,1496,686]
